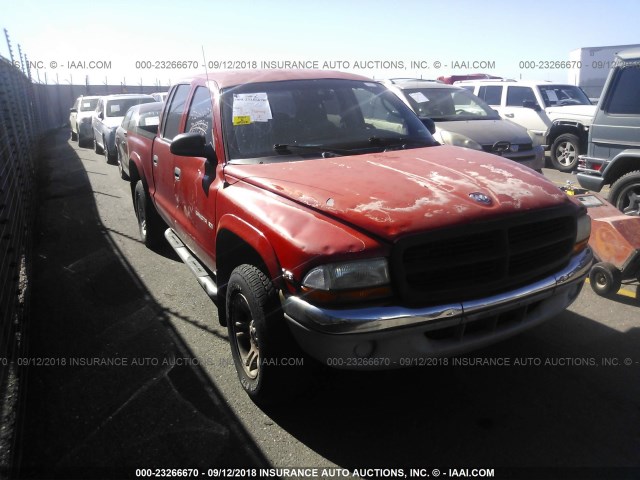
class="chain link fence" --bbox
[0,54,45,476]
[0,49,170,474]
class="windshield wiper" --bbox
[368,136,435,150]
[273,143,349,157]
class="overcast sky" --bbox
[1,0,638,86]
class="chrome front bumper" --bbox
[283,248,593,367]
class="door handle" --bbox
[174,167,181,180]
[153,155,159,166]
[505,113,514,118]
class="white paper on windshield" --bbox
[232,93,273,125]
[82,102,92,108]
[143,116,160,126]
[110,104,121,114]
[409,92,429,103]
[546,90,559,102]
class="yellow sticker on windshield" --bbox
[233,115,251,126]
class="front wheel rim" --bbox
[556,142,576,166]
[230,293,260,379]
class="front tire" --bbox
[550,133,580,172]
[589,262,621,297]
[609,170,640,216]
[71,128,78,141]
[226,264,304,404]
[94,134,104,154]
[104,136,115,163]
[134,180,164,249]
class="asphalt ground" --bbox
[15,130,270,479]
[12,130,640,480]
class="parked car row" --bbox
[74,81,551,178]
[69,91,168,163]
[69,53,639,220]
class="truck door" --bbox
[501,86,551,147]
[173,85,221,271]
[152,84,191,226]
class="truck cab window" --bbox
[163,84,190,140]
[185,86,213,144]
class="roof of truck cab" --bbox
[617,47,640,60]
[180,70,374,90]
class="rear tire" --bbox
[134,180,164,249]
[226,264,306,404]
[589,262,622,297]
[550,133,580,172]
[117,149,129,180]
[609,170,640,216]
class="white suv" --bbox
[69,95,100,147]
[458,80,595,172]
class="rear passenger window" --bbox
[506,86,537,107]
[477,86,502,106]
[606,67,640,115]
[163,84,190,140]
[122,109,134,129]
[185,87,213,144]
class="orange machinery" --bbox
[564,183,640,297]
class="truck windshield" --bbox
[79,99,98,112]
[539,85,591,107]
[402,87,501,121]
[220,79,437,163]
[106,98,155,117]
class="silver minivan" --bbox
[385,80,544,172]
[577,47,640,215]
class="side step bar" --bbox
[164,228,218,301]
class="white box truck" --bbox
[569,44,640,100]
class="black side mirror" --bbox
[70,108,77,113]
[420,117,437,135]
[522,100,541,112]
[171,132,216,161]
[98,111,104,120]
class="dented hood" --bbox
[225,146,571,240]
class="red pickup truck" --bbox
[123,70,593,402]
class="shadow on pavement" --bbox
[14,130,269,479]
[266,308,640,474]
